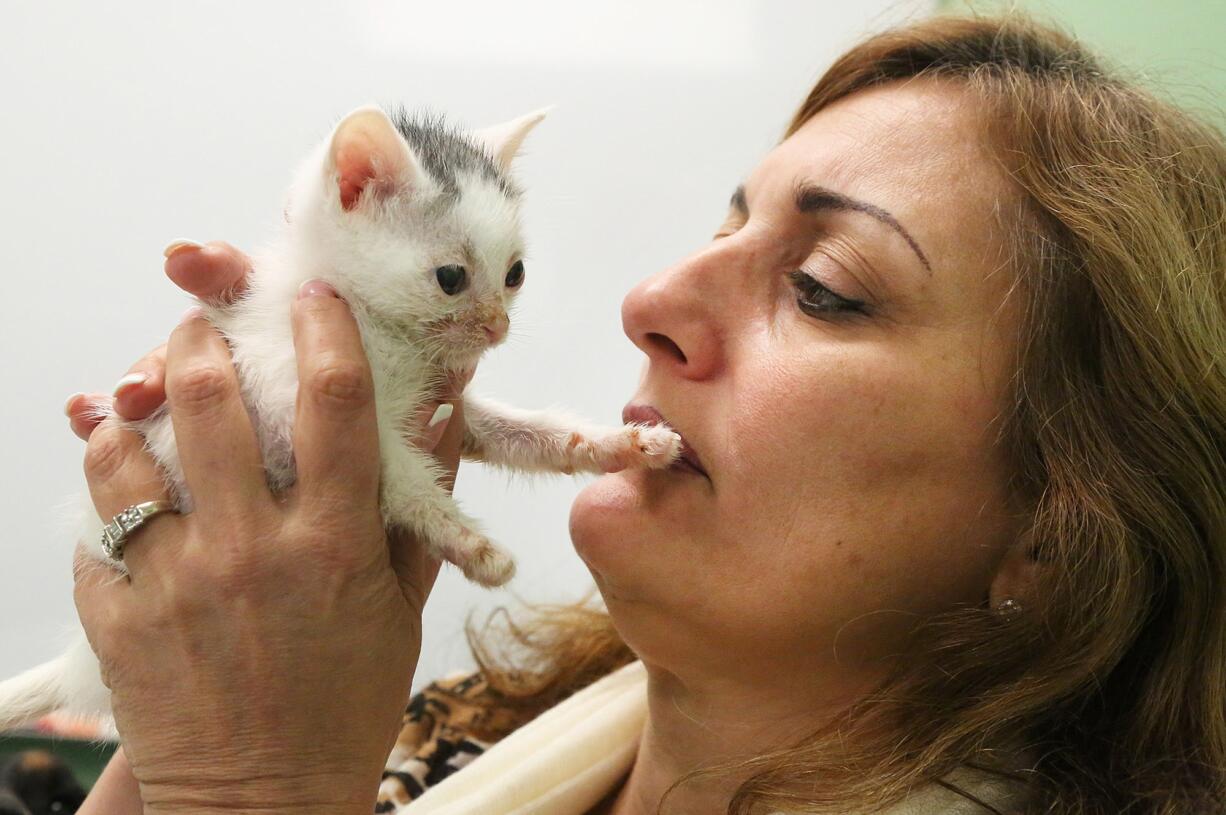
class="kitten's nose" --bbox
[482,311,509,343]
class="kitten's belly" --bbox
[114,300,438,520]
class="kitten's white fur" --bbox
[0,105,680,730]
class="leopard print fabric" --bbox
[375,670,524,813]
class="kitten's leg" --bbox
[461,394,682,475]
[378,432,514,588]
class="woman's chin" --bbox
[570,470,659,571]
[571,470,634,538]
[567,473,650,608]
[569,466,701,573]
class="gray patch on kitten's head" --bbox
[385,107,519,201]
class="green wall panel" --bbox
[943,0,1224,122]
[0,734,116,789]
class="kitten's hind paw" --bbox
[453,535,516,587]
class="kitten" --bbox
[0,104,681,730]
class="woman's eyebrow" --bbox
[729,183,932,275]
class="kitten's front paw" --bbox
[633,424,684,468]
[576,424,682,473]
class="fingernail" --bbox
[63,392,84,416]
[298,279,338,299]
[111,373,148,398]
[428,403,454,428]
[163,239,203,259]
[180,305,204,324]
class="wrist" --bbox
[146,807,370,815]
[138,766,381,815]
[146,808,369,815]
[145,807,370,815]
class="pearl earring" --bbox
[995,598,1023,618]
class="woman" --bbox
[66,13,1224,815]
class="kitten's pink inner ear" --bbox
[329,108,414,211]
[335,135,383,211]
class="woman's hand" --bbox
[71,242,470,815]
[66,241,253,439]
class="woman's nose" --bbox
[621,252,726,381]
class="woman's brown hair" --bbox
[460,13,1226,814]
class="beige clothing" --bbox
[379,661,1033,815]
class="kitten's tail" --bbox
[0,638,108,732]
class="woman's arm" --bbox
[78,748,142,815]
[70,242,467,815]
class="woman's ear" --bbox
[987,525,1044,612]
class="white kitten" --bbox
[0,104,681,730]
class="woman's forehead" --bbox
[744,80,1017,299]
[758,84,997,202]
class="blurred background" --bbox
[0,0,1220,801]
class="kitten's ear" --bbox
[327,105,418,211]
[471,107,551,171]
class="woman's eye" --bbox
[789,270,866,317]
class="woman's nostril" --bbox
[646,332,687,364]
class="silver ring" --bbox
[100,500,177,562]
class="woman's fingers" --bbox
[82,416,176,575]
[165,309,269,517]
[409,401,453,453]
[84,418,167,522]
[388,526,444,619]
[77,240,254,432]
[65,342,168,439]
[164,240,251,303]
[404,366,473,455]
[111,344,167,421]
[432,396,466,492]
[289,281,381,509]
[72,541,135,656]
[66,393,112,441]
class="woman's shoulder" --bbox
[376,669,525,812]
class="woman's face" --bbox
[570,79,1026,690]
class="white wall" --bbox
[0,0,934,695]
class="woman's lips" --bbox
[621,404,709,479]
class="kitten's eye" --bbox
[435,265,468,295]
[505,260,525,288]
